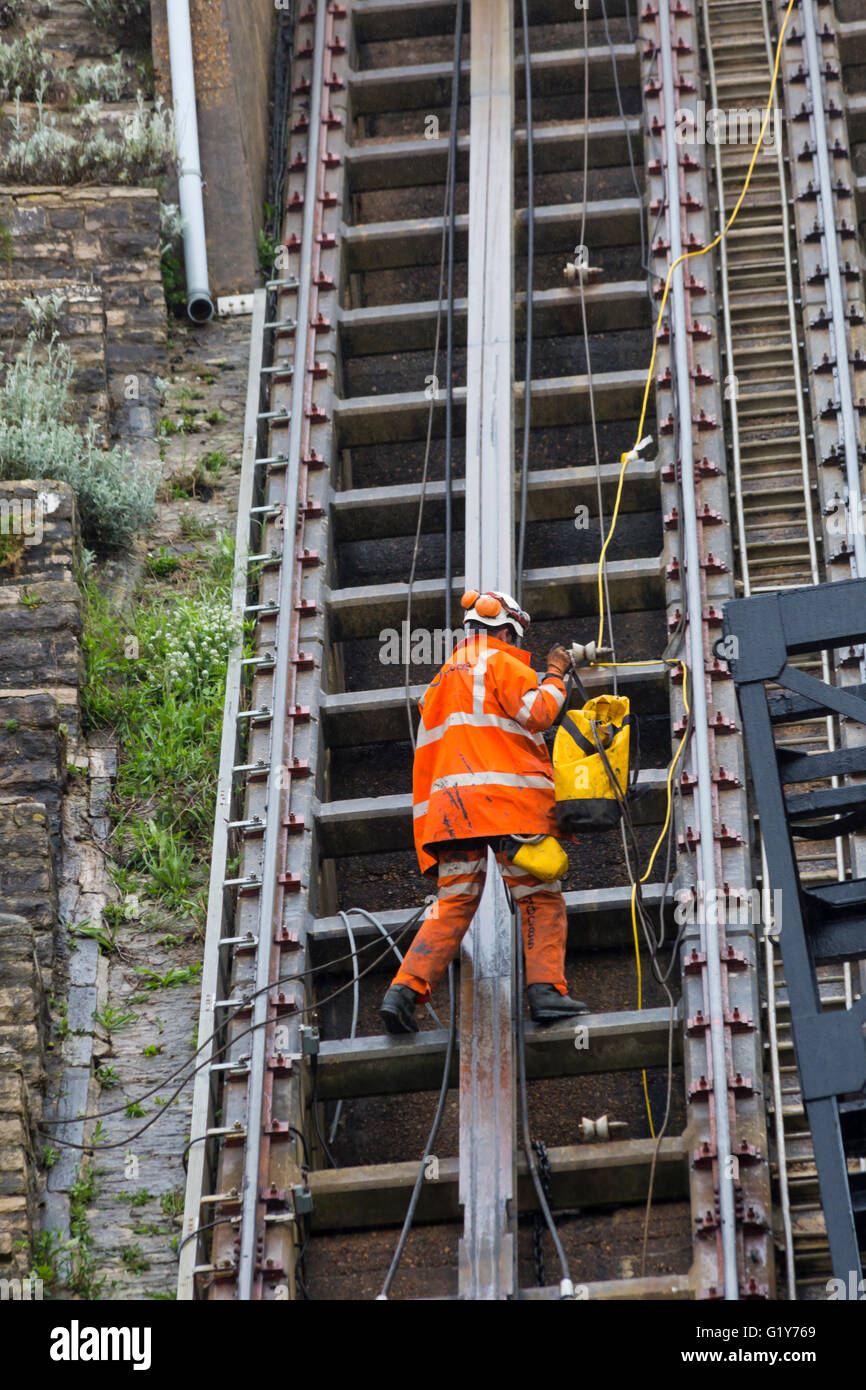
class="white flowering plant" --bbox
[144,594,237,699]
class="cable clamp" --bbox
[621,434,654,465]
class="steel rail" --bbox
[458,0,517,1301]
[701,0,824,1301]
[657,0,739,1300]
[235,0,329,1302]
[176,289,267,1300]
[800,0,866,581]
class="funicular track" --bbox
[700,0,866,1298]
[176,0,866,1301]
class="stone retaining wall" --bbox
[0,916,47,1279]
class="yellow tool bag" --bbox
[552,694,635,834]
[505,834,569,883]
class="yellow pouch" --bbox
[553,694,632,834]
[508,834,568,882]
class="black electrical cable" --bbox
[377,961,457,1299]
[588,719,682,1275]
[39,911,427,1153]
[444,0,465,633]
[515,0,534,605]
[39,909,425,1131]
[600,0,646,283]
[176,1214,239,1258]
[267,4,295,246]
[405,0,465,743]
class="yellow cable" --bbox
[594,0,798,652]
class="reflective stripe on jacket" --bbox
[412,634,566,876]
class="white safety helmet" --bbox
[460,589,530,641]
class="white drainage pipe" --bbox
[166,0,214,323]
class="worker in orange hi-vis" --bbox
[380,589,590,1035]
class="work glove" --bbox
[544,643,572,679]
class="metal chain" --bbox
[531,1139,553,1286]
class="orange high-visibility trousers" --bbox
[392,844,568,1001]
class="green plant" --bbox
[71,918,118,955]
[30,1230,67,1288]
[120,1241,150,1274]
[4,718,18,733]
[160,1188,184,1219]
[93,1004,137,1033]
[200,450,230,474]
[96,1065,119,1089]
[141,1043,162,1057]
[134,963,201,991]
[101,901,126,929]
[179,509,210,540]
[160,246,186,318]
[81,548,237,937]
[128,820,195,908]
[257,226,278,276]
[44,1163,107,1299]
[145,546,182,578]
[204,409,226,426]
[17,588,41,609]
[124,1102,146,1119]
[42,1145,59,1170]
[0,334,157,546]
[0,218,12,267]
[0,528,25,574]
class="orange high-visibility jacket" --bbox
[413,633,567,876]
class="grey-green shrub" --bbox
[0,28,52,99]
[72,54,134,103]
[3,93,175,185]
[0,335,157,547]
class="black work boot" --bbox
[380,983,420,1035]
[527,982,590,1024]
